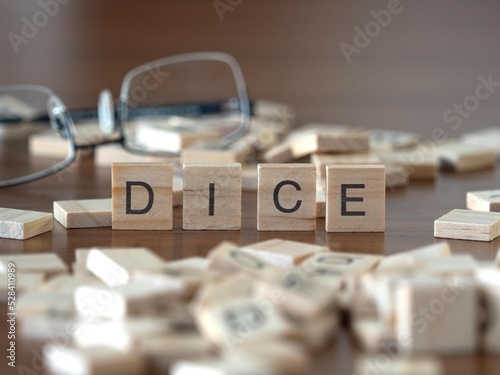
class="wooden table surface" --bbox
[2,1,500,374]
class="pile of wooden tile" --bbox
[3,238,500,374]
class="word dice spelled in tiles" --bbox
[257,164,316,231]
[183,163,241,230]
[0,207,52,240]
[112,162,172,230]
[54,198,111,228]
[434,209,500,241]
[326,165,386,232]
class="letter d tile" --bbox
[112,163,173,230]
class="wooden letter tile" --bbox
[467,190,500,212]
[0,207,52,240]
[257,163,316,231]
[112,162,173,230]
[434,209,500,241]
[326,165,386,232]
[240,238,328,268]
[0,253,68,278]
[183,163,241,230]
[54,198,111,228]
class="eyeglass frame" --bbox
[0,51,251,188]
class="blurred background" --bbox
[1,0,500,139]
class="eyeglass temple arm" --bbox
[0,100,256,124]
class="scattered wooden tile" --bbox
[195,297,298,348]
[326,165,386,232]
[257,164,316,231]
[375,242,451,274]
[43,346,146,375]
[476,267,500,353]
[74,280,173,320]
[94,144,173,167]
[369,129,420,151]
[86,247,164,286]
[262,140,294,163]
[20,308,77,342]
[384,163,409,189]
[134,257,208,298]
[138,331,211,371]
[255,271,337,320]
[355,355,443,375]
[395,276,477,353]
[0,207,52,240]
[435,142,496,173]
[461,127,500,155]
[54,198,111,228]
[351,319,396,353]
[207,241,277,278]
[467,190,500,212]
[17,290,74,320]
[181,139,253,164]
[240,239,328,268]
[289,125,370,158]
[0,253,68,277]
[301,251,383,280]
[298,314,339,352]
[112,162,173,230]
[223,340,310,374]
[38,273,102,294]
[377,149,437,181]
[183,163,242,230]
[422,255,477,277]
[311,153,381,179]
[171,357,273,375]
[73,316,171,352]
[434,209,500,241]
[0,272,44,302]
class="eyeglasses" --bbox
[0,52,250,188]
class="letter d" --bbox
[126,181,154,214]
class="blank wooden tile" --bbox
[395,276,477,354]
[17,290,74,320]
[44,346,146,375]
[375,242,451,274]
[369,129,420,151]
[0,207,52,240]
[181,139,253,164]
[262,140,294,163]
[112,162,173,230]
[134,256,208,298]
[54,198,111,228]
[462,126,500,155]
[86,247,164,286]
[377,150,437,181]
[207,241,277,278]
[223,340,310,374]
[289,125,370,158]
[95,144,172,167]
[476,267,500,353]
[422,255,477,277]
[75,280,173,320]
[467,190,500,212]
[385,163,409,189]
[326,165,386,232]
[138,331,211,371]
[240,238,328,268]
[0,253,68,277]
[183,163,241,230]
[74,316,171,352]
[435,142,496,173]
[257,164,316,231]
[434,209,500,241]
[355,355,443,375]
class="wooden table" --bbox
[1,1,500,374]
